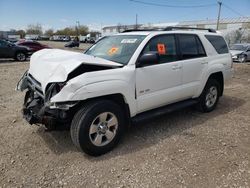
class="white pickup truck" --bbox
[17,27,233,156]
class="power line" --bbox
[129,0,217,8]
[222,3,244,17]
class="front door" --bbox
[136,34,183,113]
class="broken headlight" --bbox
[45,82,66,103]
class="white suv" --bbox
[17,27,233,156]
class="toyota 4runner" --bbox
[17,27,233,156]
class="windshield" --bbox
[230,44,248,51]
[85,35,146,65]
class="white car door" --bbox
[177,34,208,99]
[136,34,183,113]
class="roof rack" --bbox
[163,26,216,33]
[122,26,216,33]
[122,28,162,33]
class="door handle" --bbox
[172,65,182,70]
[201,61,208,65]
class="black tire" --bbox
[70,100,125,156]
[15,51,26,61]
[197,79,221,113]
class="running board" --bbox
[132,99,198,123]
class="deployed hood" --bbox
[230,50,244,56]
[29,49,122,88]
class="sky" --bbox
[0,0,249,31]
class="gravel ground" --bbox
[0,47,249,187]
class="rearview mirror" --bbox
[137,52,160,67]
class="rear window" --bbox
[205,35,229,54]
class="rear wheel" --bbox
[70,100,125,156]
[15,52,26,61]
[197,79,220,112]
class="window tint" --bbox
[205,35,229,54]
[178,34,206,60]
[142,35,178,64]
[0,40,7,47]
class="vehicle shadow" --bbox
[0,59,30,64]
[36,95,245,157]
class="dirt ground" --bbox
[0,44,249,187]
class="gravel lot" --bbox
[0,43,249,187]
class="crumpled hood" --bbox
[29,49,122,90]
[230,50,244,56]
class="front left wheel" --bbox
[70,100,125,156]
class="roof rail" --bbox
[122,28,161,33]
[122,26,216,33]
[164,26,216,33]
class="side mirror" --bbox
[137,52,160,67]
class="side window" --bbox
[178,34,206,60]
[205,35,229,54]
[142,35,178,64]
[0,40,7,47]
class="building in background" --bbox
[102,16,250,36]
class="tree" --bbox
[54,25,89,36]
[44,29,54,36]
[78,25,89,36]
[16,30,26,38]
[26,23,43,35]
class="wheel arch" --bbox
[72,93,131,126]
[207,72,224,96]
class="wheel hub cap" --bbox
[205,86,218,108]
[89,112,118,146]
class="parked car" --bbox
[0,39,32,61]
[230,43,250,63]
[64,41,80,48]
[17,27,233,156]
[15,40,51,53]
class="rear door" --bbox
[176,34,207,99]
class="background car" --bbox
[15,40,51,53]
[230,43,250,63]
[0,39,32,61]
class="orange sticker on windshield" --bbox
[157,43,166,55]
[108,47,119,55]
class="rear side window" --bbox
[178,34,206,60]
[205,35,229,54]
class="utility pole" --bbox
[216,1,222,30]
[135,14,138,29]
[76,21,80,36]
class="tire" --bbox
[70,100,125,156]
[15,52,26,61]
[197,79,221,113]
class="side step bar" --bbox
[132,99,198,123]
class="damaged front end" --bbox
[17,72,77,128]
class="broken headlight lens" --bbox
[45,82,66,102]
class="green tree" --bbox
[44,29,54,36]
[26,23,43,35]
[16,30,26,38]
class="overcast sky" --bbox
[0,0,249,31]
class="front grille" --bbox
[27,74,44,98]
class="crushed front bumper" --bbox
[17,72,77,126]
